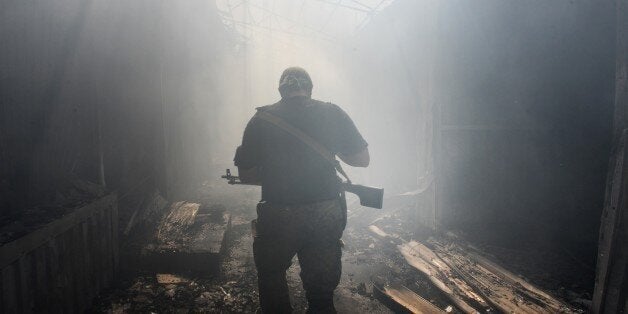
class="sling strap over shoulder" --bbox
[246,109,383,209]
[255,110,352,183]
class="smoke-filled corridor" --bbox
[1,1,627,313]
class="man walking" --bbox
[234,67,370,313]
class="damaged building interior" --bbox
[1,0,628,313]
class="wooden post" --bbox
[592,0,628,312]
[612,0,628,139]
[96,104,106,188]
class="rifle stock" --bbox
[222,169,384,209]
[343,183,384,209]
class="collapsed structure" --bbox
[0,0,627,313]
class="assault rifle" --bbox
[221,168,383,209]
[221,169,241,185]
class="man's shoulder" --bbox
[307,99,345,115]
[308,98,335,107]
[254,99,344,116]
[255,101,281,113]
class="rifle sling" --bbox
[255,110,352,183]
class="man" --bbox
[234,67,369,313]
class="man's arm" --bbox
[234,116,262,184]
[338,147,370,167]
[332,104,369,167]
[237,166,261,185]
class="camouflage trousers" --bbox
[252,198,346,314]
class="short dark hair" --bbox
[278,67,313,98]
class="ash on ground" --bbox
[92,180,393,313]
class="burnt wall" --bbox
[435,1,616,258]
[0,1,233,221]
[351,0,616,264]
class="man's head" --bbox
[278,67,313,99]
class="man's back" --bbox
[236,95,367,204]
[233,67,369,313]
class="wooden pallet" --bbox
[0,195,118,313]
[137,201,231,274]
[369,223,575,313]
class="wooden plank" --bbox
[104,204,113,286]
[0,265,3,311]
[46,237,62,313]
[123,191,165,236]
[139,203,230,275]
[374,283,446,314]
[89,215,98,301]
[32,246,48,311]
[111,196,119,275]
[466,250,570,312]
[59,231,73,313]
[85,218,95,303]
[612,0,628,136]
[107,202,115,280]
[80,222,90,311]
[2,262,19,313]
[438,252,527,313]
[155,201,200,248]
[398,242,485,314]
[602,232,628,314]
[369,225,485,313]
[91,208,102,294]
[190,212,232,254]
[67,229,77,312]
[368,225,391,239]
[18,253,35,313]
[156,273,190,284]
[71,224,85,312]
[99,204,107,288]
[433,244,574,314]
[81,220,94,304]
[100,205,111,287]
[0,194,117,269]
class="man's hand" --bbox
[238,166,261,185]
[338,147,370,167]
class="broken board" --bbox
[373,283,446,314]
[140,202,231,274]
[430,241,574,313]
[398,241,487,314]
[369,224,485,313]
[369,222,575,314]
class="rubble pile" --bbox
[92,180,589,313]
[94,210,260,313]
[365,206,590,313]
[96,274,259,313]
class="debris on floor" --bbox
[367,209,587,314]
[93,181,390,313]
[156,273,191,285]
[130,200,232,275]
[373,283,446,314]
[92,181,590,313]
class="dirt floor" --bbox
[91,179,591,313]
[92,181,396,313]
